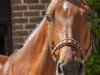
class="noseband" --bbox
[49,39,92,63]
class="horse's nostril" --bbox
[56,63,63,74]
[78,63,84,75]
[56,63,68,75]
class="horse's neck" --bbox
[29,39,56,75]
[1,18,56,75]
[20,19,48,62]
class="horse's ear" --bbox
[51,0,54,1]
[51,0,57,2]
[51,0,61,2]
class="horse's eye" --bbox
[46,15,52,22]
[85,12,91,21]
[85,11,95,22]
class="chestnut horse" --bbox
[0,0,93,75]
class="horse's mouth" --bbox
[56,61,84,75]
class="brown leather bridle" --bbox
[49,38,92,63]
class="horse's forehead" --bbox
[47,0,71,15]
[63,1,70,11]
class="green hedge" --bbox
[85,0,100,75]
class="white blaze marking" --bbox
[63,1,70,11]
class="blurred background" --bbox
[0,0,99,75]
[85,0,100,75]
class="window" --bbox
[0,0,13,55]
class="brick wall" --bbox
[11,0,50,50]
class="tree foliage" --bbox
[85,0,100,75]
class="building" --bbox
[0,0,50,55]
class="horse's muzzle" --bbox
[56,61,84,75]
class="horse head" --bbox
[46,0,92,75]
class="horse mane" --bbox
[23,23,40,46]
